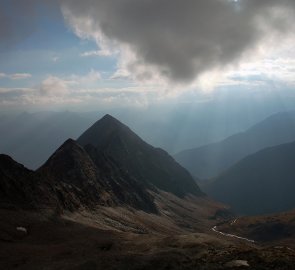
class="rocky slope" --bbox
[38,138,157,213]
[1,207,295,270]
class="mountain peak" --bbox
[41,138,92,172]
[98,114,123,127]
[77,114,136,149]
[0,154,29,172]
[77,115,203,197]
[62,138,77,147]
[0,154,15,164]
[101,114,118,121]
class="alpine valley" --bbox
[1,115,295,270]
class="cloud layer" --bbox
[0,72,32,80]
[61,0,295,84]
[2,0,295,86]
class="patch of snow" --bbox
[16,227,27,234]
[225,260,249,267]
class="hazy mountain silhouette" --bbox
[203,140,295,215]
[175,111,295,179]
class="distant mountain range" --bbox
[0,114,203,214]
[175,111,295,179]
[203,140,295,215]
[0,104,283,170]
[0,111,95,169]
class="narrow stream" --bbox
[212,225,255,243]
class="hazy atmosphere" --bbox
[1,1,295,269]
[2,0,295,163]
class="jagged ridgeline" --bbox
[0,115,202,213]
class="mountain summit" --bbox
[0,114,203,214]
[78,114,202,197]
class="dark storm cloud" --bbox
[1,0,294,83]
[61,0,295,83]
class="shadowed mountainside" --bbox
[0,154,37,207]
[38,138,157,213]
[0,115,225,239]
[203,140,295,215]
[78,114,203,198]
[1,114,202,214]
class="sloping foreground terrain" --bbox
[1,207,295,270]
[1,115,295,269]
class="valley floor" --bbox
[1,208,295,270]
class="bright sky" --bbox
[0,0,295,111]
